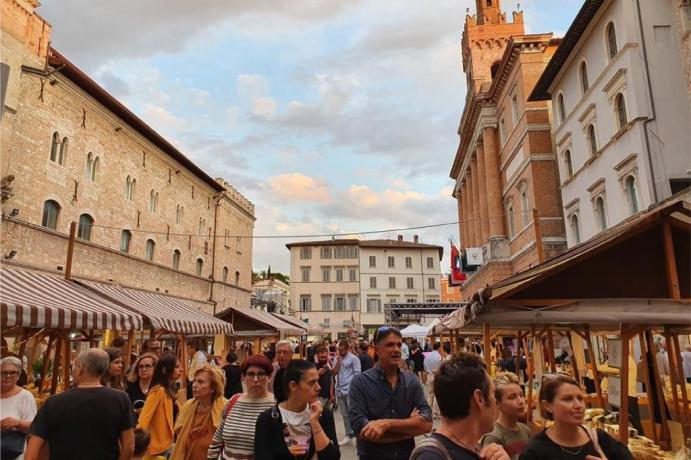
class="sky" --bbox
[38,0,583,274]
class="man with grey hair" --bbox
[25,348,135,460]
[269,340,293,402]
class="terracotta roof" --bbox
[528,0,606,101]
[47,48,225,193]
[285,239,359,248]
[285,238,443,259]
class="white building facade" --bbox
[286,237,442,337]
[530,0,691,247]
[251,278,291,315]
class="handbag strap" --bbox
[585,427,608,460]
[223,393,243,418]
[411,437,453,460]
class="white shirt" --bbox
[424,351,442,373]
[0,389,37,460]
[188,350,207,380]
[656,351,670,376]
[681,351,691,379]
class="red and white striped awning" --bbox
[79,281,233,335]
[0,268,143,330]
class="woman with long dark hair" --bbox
[254,359,340,460]
[101,347,126,390]
[137,352,182,458]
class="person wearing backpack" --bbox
[206,355,275,460]
[410,352,509,460]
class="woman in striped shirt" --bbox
[207,354,275,460]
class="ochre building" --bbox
[449,0,566,299]
[0,0,255,314]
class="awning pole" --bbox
[585,327,605,409]
[638,332,659,444]
[646,329,671,447]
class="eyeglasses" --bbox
[1,371,19,377]
[138,364,154,369]
[245,371,267,379]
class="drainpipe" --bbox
[209,193,222,314]
[635,0,659,203]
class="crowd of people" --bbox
[0,327,662,460]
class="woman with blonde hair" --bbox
[170,365,227,460]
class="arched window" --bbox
[120,230,132,253]
[50,132,60,162]
[222,266,228,283]
[172,249,181,270]
[606,22,617,59]
[84,152,94,179]
[490,61,501,80]
[570,214,581,245]
[615,93,627,130]
[235,271,240,285]
[506,202,516,238]
[59,137,68,165]
[196,258,203,276]
[145,239,155,261]
[198,218,204,236]
[125,176,136,201]
[587,124,597,156]
[78,213,93,241]
[595,196,608,231]
[557,94,566,124]
[149,190,158,213]
[42,200,60,229]
[564,149,574,178]
[579,61,589,94]
[625,176,639,215]
[176,205,183,225]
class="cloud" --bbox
[267,173,332,204]
[237,74,271,97]
[251,97,277,119]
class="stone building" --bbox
[0,0,255,314]
[449,0,566,299]
[530,0,691,247]
[286,236,442,337]
[440,276,463,303]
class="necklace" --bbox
[437,429,478,453]
[559,445,584,455]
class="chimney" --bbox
[397,235,403,242]
[414,235,419,243]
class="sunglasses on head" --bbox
[374,326,400,343]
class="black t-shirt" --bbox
[519,429,633,460]
[358,352,374,372]
[30,386,134,460]
[125,381,149,407]
[222,363,243,399]
[316,362,332,399]
[412,433,479,460]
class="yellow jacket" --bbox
[169,396,227,460]
[137,385,178,455]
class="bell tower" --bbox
[461,1,524,92]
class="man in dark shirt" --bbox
[358,341,374,372]
[410,353,509,460]
[348,327,433,460]
[316,346,334,408]
[25,348,135,460]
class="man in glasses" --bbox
[268,340,293,402]
[348,326,433,460]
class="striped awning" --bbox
[0,268,143,330]
[79,281,233,335]
[219,307,304,336]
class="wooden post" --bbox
[547,329,557,373]
[50,334,63,395]
[483,323,491,362]
[664,328,681,422]
[671,333,690,429]
[619,325,630,444]
[568,331,581,384]
[646,330,671,447]
[38,334,55,392]
[61,333,71,391]
[125,330,135,369]
[64,222,77,280]
[532,208,545,264]
[639,332,659,444]
[16,328,30,359]
[585,327,605,409]
[662,219,681,299]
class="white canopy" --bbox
[400,323,430,339]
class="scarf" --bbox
[170,396,227,460]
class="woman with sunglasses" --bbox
[126,353,158,417]
[207,354,276,460]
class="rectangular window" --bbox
[366,298,382,313]
[300,295,312,311]
[301,267,311,282]
[320,247,332,259]
[387,256,395,268]
[348,295,358,311]
[407,277,414,289]
[428,277,436,289]
[349,268,357,282]
[426,257,434,269]
[300,247,312,260]
[511,94,519,125]
[369,277,377,289]
[335,268,344,282]
[334,246,345,259]
[322,267,331,282]
[369,256,376,267]
[405,257,412,268]
[321,295,332,311]
[406,297,417,303]
[388,277,396,289]
[447,285,454,294]
[335,296,346,311]
[387,297,398,305]
[346,246,358,259]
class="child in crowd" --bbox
[481,372,531,460]
[133,428,151,460]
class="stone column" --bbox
[471,156,482,248]
[466,173,476,247]
[476,143,489,245]
[482,126,506,238]
[456,193,464,248]
[460,181,469,248]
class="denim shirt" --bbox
[336,352,361,397]
[348,366,432,460]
